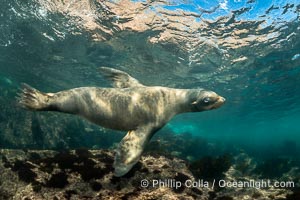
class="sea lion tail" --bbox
[17,83,51,111]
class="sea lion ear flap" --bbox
[99,67,145,88]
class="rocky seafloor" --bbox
[0,149,299,200]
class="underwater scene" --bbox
[0,0,300,199]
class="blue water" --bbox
[0,0,299,162]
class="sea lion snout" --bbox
[220,97,226,102]
[212,95,226,109]
[192,91,225,111]
[217,96,226,105]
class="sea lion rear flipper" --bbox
[113,127,153,177]
[17,83,52,111]
[99,67,145,88]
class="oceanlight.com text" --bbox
[140,179,295,190]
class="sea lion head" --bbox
[191,90,225,111]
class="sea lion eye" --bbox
[202,97,210,104]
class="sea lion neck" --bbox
[172,89,201,113]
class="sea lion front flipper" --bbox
[113,127,154,177]
[99,67,145,88]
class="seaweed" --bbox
[48,150,110,181]
[216,196,234,200]
[32,181,42,192]
[75,148,93,158]
[64,190,78,199]
[254,157,294,178]
[31,114,44,148]
[90,181,102,191]
[2,149,114,191]
[173,172,190,193]
[286,187,300,200]
[11,160,37,183]
[29,152,41,161]
[46,172,69,188]
[208,191,217,200]
[122,162,143,179]
[191,187,202,195]
[189,154,232,181]
[77,159,105,181]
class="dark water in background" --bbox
[0,0,300,162]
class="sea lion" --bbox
[17,67,225,176]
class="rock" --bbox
[0,149,298,200]
[0,149,212,199]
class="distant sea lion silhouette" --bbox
[17,67,226,176]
